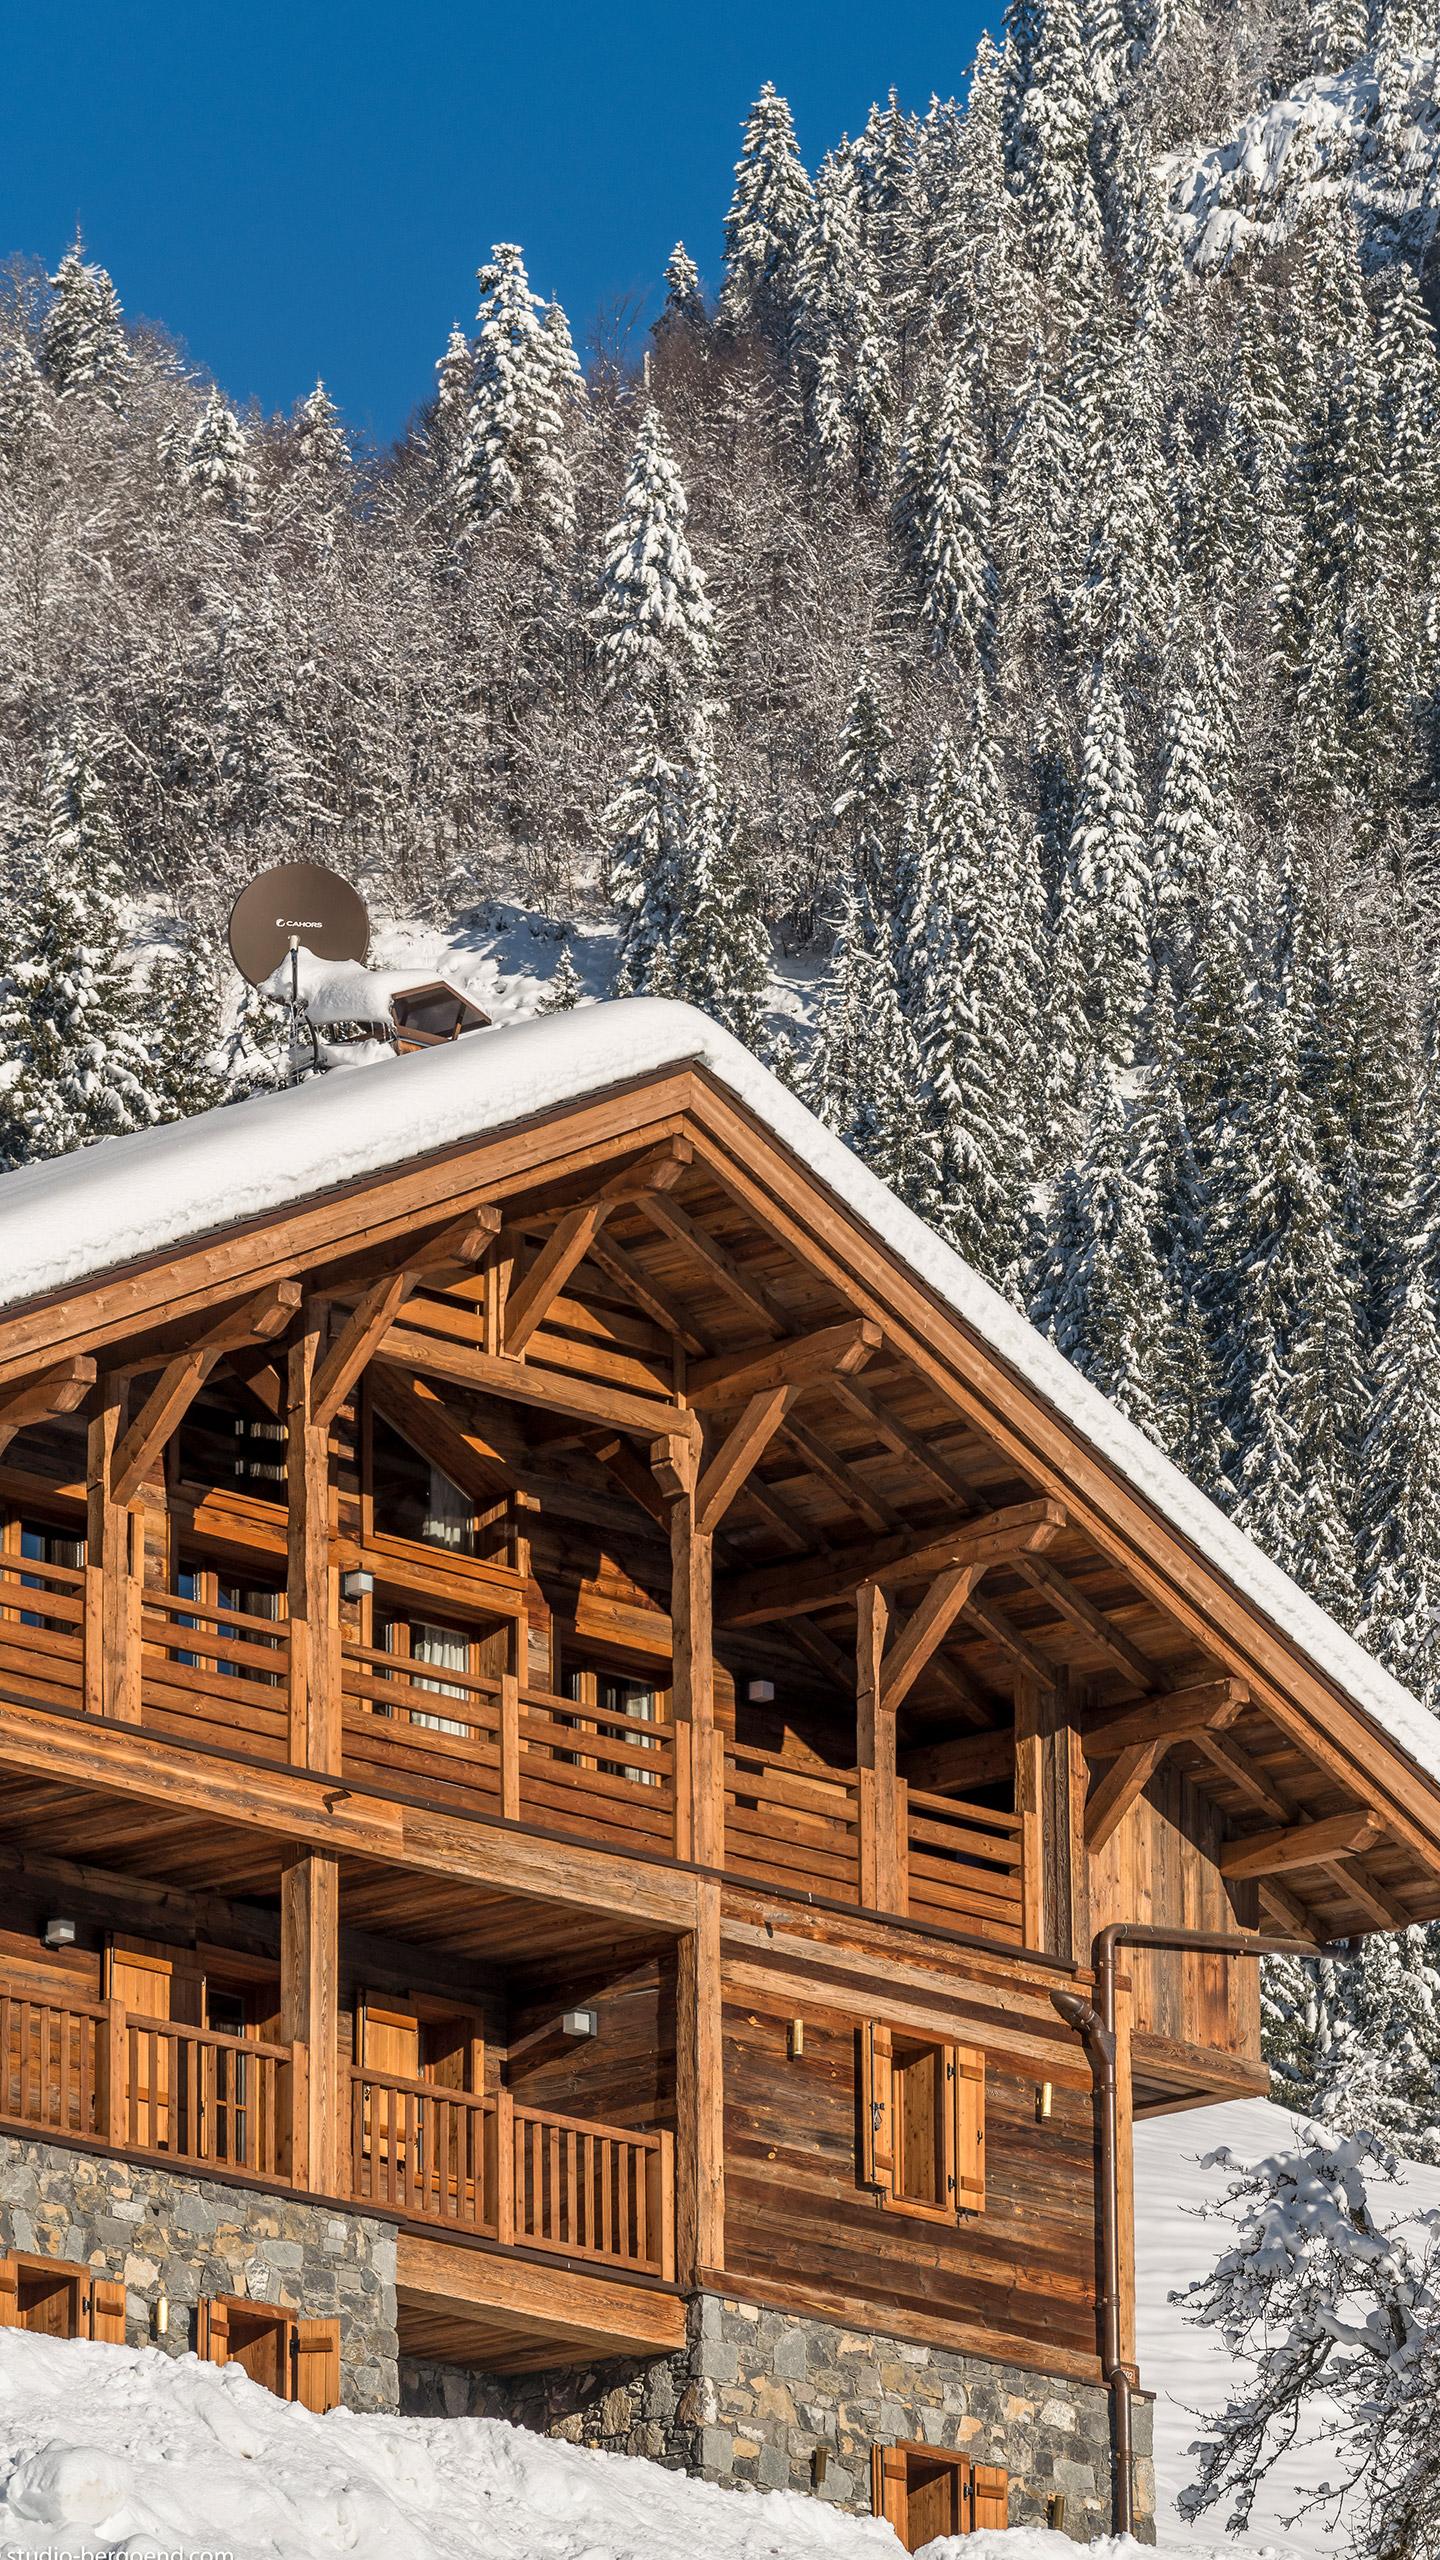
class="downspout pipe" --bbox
[1052,1921,1348,2538]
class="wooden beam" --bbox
[287,1320,339,1772]
[591,1434,671,1530]
[715,1498,1066,1626]
[900,1728,1014,1795]
[380,1322,699,1448]
[1220,1809,1383,1882]
[109,1281,303,1503]
[778,1412,901,1534]
[1014,1555,1158,1691]
[660,1435,721,1866]
[1256,1877,1323,1940]
[695,1387,797,1537]
[1086,1741,1166,1852]
[0,1355,96,1457]
[84,1379,140,1721]
[280,1850,341,2192]
[687,1318,880,1408]
[587,1233,707,1355]
[857,1582,901,1911]
[506,1203,613,1354]
[1082,1680,1248,1762]
[639,1193,784,1332]
[881,1565,981,1717]
[312,1272,416,1426]
[1014,1674,1087,1961]
[675,1880,725,2288]
[396,2234,686,2359]
[1192,1728,1291,1824]
[1326,1858,1411,1931]
[962,1589,1056,1688]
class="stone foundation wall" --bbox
[0,2133,399,2411]
[402,2293,1155,2542]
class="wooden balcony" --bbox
[0,1977,674,2285]
[351,2069,674,2278]
[0,1555,1024,1946]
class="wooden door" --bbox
[200,2296,293,2398]
[904,2451,964,2547]
[873,2443,1005,2550]
[359,1999,422,2178]
[105,1938,204,2153]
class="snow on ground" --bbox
[2,2100,1432,2559]
[1161,49,1439,275]
[1137,2097,1440,2559]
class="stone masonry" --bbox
[402,2293,1156,2543]
[0,2131,399,2410]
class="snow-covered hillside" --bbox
[1162,48,1440,274]
[4,2100,1439,2560]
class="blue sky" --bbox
[0,0,992,450]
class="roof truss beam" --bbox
[715,1498,1066,1627]
[0,1355,97,1459]
[1220,1809,1384,1881]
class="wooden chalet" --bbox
[0,996,1436,2543]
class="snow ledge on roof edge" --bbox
[0,994,1432,1798]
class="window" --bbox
[872,2446,1008,2547]
[859,2023,985,2217]
[13,1518,85,1633]
[377,1614,476,1737]
[197,2297,340,2412]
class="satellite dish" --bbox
[227,861,370,987]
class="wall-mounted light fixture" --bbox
[151,2294,170,2340]
[787,2018,805,2060]
[1036,2081,1053,2123]
[340,1569,374,1602]
[746,1678,776,1704]
[43,1917,77,1950]
[811,2447,829,2490]
[1047,2494,1067,2529]
[561,2008,599,2040]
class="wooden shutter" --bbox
[292,2316,341,2413]
[0,2258,17,2329]
[969,2464,1009,2529]
[859,2021,894,2193]
[947,2046,986,2213]
[359,2000,422,2079]
[105,1940,174,2020]
[196,2295,230,2365]
[871,2443,908,2532]
[88,2277,127,2344]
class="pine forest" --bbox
[2,4,1440,2135]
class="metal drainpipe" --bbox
[1051,1920,1348,2538]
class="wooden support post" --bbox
[287,1322,339,1773]
[96,1998,127,2146]
[856,1582,903,1913]
[85,1383,142,1722]
[657,1435,721,1870]
[1014,1674,1089,1962]
[494,2086,516,2244]
[280,1851,341,2195]
[499,1672,520,1821]
[675,1880,724,2288]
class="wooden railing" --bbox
[348,2069,674,2278]
[0,1555,85,1709]
[905,1787,1025,1944]
[140,1588,290,1759]
[724,1742,862,1903]
[0,1563,1026,1944]
[116,2011,297,2178]
[0,1987,299,2179]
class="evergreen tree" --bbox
[658,244,707,338]
[1151,688,1228,990]
[832,675,901,911]
[145,934,226,1121]
[1358,1261,1440,1708]
[914,359,996,673]
[459,244,581,546]
[1052,670,1152,1082]
[182,389,257,520]
[605,710,686,997]
[42,240,130,406]
[592,404,713,731]
[1032,1058,1179,1445]
[0,737,159,1163]
[538,945,584,1012]
[793,148,893,497]
[666,721,770,1047]
[1004,0,1104,282]
[720,86,815,353]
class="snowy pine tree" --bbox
[458,244,582,546]
[42,241,130,406]
[720,86,815,353]
[592,404,713,729]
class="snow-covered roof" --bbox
[0,997,1435,1794]
[258,951,490,1029]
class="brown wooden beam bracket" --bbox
[1219,1808,1383,1882]
[505,1202,614,1355]
[694,1386,798,1536]
[961,1589,1056,1688]
[311,1271,416,1428]
[1085,1742,1166,1852]
[369,1367,514,1510]
[1081,1679,1248,1763]
[879,1563,981,1716]
[900,1726,1015,1795]
[0,1355,96,1458]
[379,1324,700,1447]
[1193,1728,1291,1823]
[1257,1877,1323,1941]
[109,1281,302,1504]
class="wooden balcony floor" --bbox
[396,2228,685,2373]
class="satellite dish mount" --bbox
[226,861,371,1086]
